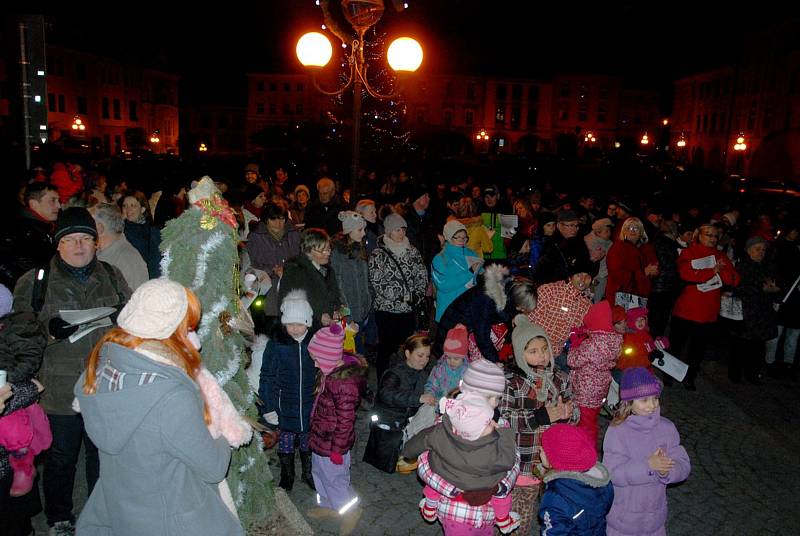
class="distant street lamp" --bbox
[676,133,686,148]
[733,134,747,151]
[199,142,208,152]
[296,0,422,191]
[150,130,160,144]
[640,133,649,145]
[662,118,669,126]
[71,116,86,132]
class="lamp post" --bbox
[296,0,422,192]
[733,133,747,174]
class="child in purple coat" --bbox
[602,367,691,536]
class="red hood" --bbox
[583,300,613,331]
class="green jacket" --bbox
[482,212,507,260]
[13,257,131,414]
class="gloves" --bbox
[48,318,79,340]
[649,349,665,366]
[263,411,279,426]
[330,452,343,465]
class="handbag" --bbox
[362,420,405,474]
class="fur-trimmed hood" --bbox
[482,264,510,312]
[543,462,611,487]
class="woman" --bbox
[278,228,344,335]
[290,185,310,226]
[432,220,481,322]
[247,202,301,322]
[731,236,780,384]
[670,224,740,390]
[120,191,161,278]
[331,211,373,354]
[436,265,537,363]
[372,334,433,473]
[355,199,382,254]
[584,218,614,302]
[605,217,658,303]
[75,280,244,536]
[368,213,428,381]
[240,185,268,242]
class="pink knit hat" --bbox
[439,393,494,441]
[541,423,596,472]
[459,358,506,397]
[443,324,469,360]
[308,324,345,374]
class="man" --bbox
[13,207,131,536]
[244,163,270,193]
[612,199,635,239]
[534,210,595,285]
[480,185,508,261]
[304,177,343,236]
[0,183,61,288]
[90,203,149,291]
[403,185,438,267]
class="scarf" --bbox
[382,235,410,257]
[57,256,97,283]
[267,226,286,242]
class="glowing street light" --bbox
[640,133,649,145]
[733,134,747,151]
[149,130,160,144]
[199,142,208,152]
[475,129,489,141]
[677,132,686,148]
[71,116,86,131]
[662,118,669,126]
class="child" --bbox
[258,290,317,491]
[619,308,669,372]
[500,315,577,536]
[403,392,521,535]
[0,284,52,498]
[307,323,367,535]
[611,305,627,335]
[567,300,623,449]
[538,424,614,535]
[423,324,469,403]
[603,367,691,536]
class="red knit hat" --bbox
[443,324,469,359]
[308,324,345,374]
[541,424,596,472]
[611,305,627,325]
[626,307,649,331]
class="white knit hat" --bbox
[443,220,467,242]
[280,290,313,327]
[338,210,366,235]
[117,278,189,340]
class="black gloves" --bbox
[48,318,79,339]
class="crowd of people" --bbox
[0,157,798,535]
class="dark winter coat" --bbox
[773,238,800,328]
[0,311,46,384]
[650,234,680,295]
[246,223,301,316]
[13,257,131,414]
[375,356,431,426]
[304,198,344,236]
[330,238,373,323]
[368,238,428,314]
[123,220,161,278]
[436,265,514,363]
[278,253,343,334]
[734,257,779,341]
[258,329,317,433]
[309,360,366,456]
[534,230,595,285]
[538,463,614,536]
[0,210,55,288]
[404,206,438,267]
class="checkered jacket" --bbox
[500,368,575,478]
[417,450,520,528]
[529,281,591,355]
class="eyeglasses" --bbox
[60,236,95,246]
[313,246,332,254]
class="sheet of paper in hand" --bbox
[652,350,689,382]
[696,273,722,293]
[690,255,717,270]
[500,214,518,239]
[68,317,113,344]
[60,307,116,326]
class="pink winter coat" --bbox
[567,301,623,408]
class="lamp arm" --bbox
[310,59,356,96]
[359,62,399,99]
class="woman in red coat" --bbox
[604,217,659,303]
[669,224,740,390]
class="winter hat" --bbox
[721,212,738,226]
[294,184,310,198]
[308,323,345,374]
[280,290,313,327]
[592,218,614,231]
[440,393,494,441]
[538,211,557,227]
[557,210,578,223]
[511,315,552,374]
[459,358,506,397]
[620,367,662,401]
[745,235,766,251]
[541,423,596,472]
[244,163,260,175]
[243,184,264,204]
[567,256,596,278]
[611,305,627,325]
[443,220,468,242]
[0,284,12,317]
[338,210,366,234]
[583,300,613,332]
[383,213,407,235]
[117,278,188,340]
[443,324,469,360]
[410,183,430,204]
[626,307,649,331]
[54,207,98,243]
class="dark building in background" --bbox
[181,104,247,156]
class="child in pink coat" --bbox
[567,300,623,449]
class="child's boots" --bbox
[299,450,316,490]
[277,453,295,491]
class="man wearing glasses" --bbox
[13,207,131,535]
[533,210,595,285]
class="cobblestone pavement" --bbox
[33,359,800,535]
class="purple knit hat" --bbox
[620,367,662,401]
[459,358,506,397]
[308,324,345,374]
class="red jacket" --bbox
[605,240,655,301]
[309,360,366,456]
[672,243,740,324]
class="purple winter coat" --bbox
[602,409,691,536]
[309,359,366,457]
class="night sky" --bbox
[33,2,797,105]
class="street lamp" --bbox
[640,133,649,145]
[199,142,208,152]
[676,133,686,148]
[733,134,747,151]
[296,0,422,191]
[71,115,86,132]
[150,130,160,144]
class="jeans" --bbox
[44,414,99,525]
[765,326,800,365]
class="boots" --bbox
[277,453,295,491]
[299,450,315,490]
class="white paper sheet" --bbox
[68,317,113,344]
[500,214,518,239]
[691,255,717,270]
[652,350,689,382]
[59,307,116,326]
[696,274,722,293]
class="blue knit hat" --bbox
[620,367,662,401]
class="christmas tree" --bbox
[159,177,273,531]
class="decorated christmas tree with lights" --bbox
[159,177,273,531]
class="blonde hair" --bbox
[610,400,634,426]
[619,217,648,245]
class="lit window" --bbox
[37,70,45,76]
[34,95,41,102]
